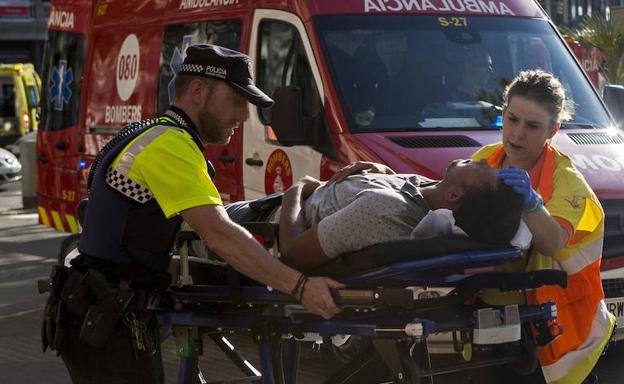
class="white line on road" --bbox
[2,213,39,219]
[0,307,42,321]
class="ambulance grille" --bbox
[603,278,624,299]
[566,132,624,145]
[602,199,624,260]
[388,136,480,148]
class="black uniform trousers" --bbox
[60,309,163,384]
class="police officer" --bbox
[56,44,343,383]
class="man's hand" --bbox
[329,161,396,184]
[498,167,543,213]
[300,277,345,319]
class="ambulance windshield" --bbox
[315,15,611,132]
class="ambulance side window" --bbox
[256,20,334,157]
[40,30,85,131]
[0,76,16,117]
[158,19,243,113]
[26,85,38,110]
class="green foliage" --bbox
[561,13,624,84]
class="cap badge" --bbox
[205,65,227,79]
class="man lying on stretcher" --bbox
[278,159,524,272]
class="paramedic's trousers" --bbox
[61,311,164,384]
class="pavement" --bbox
[1,180,623,383]
[0,181,332,383]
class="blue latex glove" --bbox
[498,167,543,213]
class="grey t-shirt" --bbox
[303,173,434,259]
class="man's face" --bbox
[465,51,493,85]
[197,81,249,145]
[444,159,498,190]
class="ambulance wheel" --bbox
[509,339,538,376]
[57,233,80,266]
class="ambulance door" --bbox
[158,19,243,203]
[85,28,161,135]
[38,29,85,209]
[244,10,326,199]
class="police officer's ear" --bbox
[189,78,209,104]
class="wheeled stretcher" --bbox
[153,193,567,384]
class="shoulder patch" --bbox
[106,167,153,203]
[564,195,583,209]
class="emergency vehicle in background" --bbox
[565,36,608,95]
[0,63,40,146]
[37,0,624,339]
[37,0,91,233]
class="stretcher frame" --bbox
[154,223,566,384]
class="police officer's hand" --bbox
[498,167,543,213]
[300,277,344,319]
[329,161,396,184]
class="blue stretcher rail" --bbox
[161,198,567,384]
[340,247,523,286]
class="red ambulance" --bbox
[36,0,624,338]
[37,0,93,233]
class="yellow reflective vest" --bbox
[472,143,615,384]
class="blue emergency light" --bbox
[491,114,503,128]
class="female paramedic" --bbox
[470,69,615,384]
[330,70,615,384]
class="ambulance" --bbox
[36,0,624,339]
[37,0,91,233]
[0,63,40,146]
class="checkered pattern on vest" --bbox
[105,167,153,203]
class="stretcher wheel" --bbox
[509,339,538,376]
[323,335,372,367]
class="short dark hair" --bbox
[453,180,523,246]
[173,75,217,100]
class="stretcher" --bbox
[153,193,567,384]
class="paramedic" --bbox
[55,44,342,383]
[279,159,524,272]
[471,70,615,384]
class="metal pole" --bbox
[209,334,262,378]
[258,342,276,384]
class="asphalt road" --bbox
[0,180,623,383]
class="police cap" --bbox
[179,44,274,108]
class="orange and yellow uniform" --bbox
[473,143,615,384]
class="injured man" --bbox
[278,159,524,272]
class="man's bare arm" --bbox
[181,204,342,319]
[279,179,332,271]
[328,161,396,184]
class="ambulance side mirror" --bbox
[603,85,624,129]
[270,86,306,146]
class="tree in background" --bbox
[561,12,624,84]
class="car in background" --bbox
[5,130,36,158]
[0,147,21,185]
[0,63,41,147]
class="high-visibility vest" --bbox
[472,143,615,384]
[79,107,209,273]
